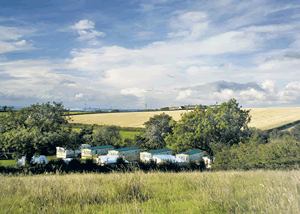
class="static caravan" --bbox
[140,148,172,162]
[81,145,114,159]
[17,155,48,166]
[152,154,185,165]
[97,155,129,165]
[56,144,91,158]
[176,149,204,162]
[108,147,141,162]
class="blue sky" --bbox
[1,0,300,109]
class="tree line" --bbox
[1,99,299,170]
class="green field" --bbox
[119,131,140,139]
[1,170,299,213]
[72,128,140,140]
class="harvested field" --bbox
[69,110,191,128]
[68,107,300,130]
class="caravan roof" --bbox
[144,148,172,154]
[86,145,114,150]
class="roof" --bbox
[153,155,185,163]
[178,149,203,156]
[143,148,172,154]
[113,147,140,152]
[85,145,114,150]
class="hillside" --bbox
[68,107,300,131]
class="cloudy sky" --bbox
[1,0,300,109]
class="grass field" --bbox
[71,128,140,140]
[1,170,299,213]
[120,131,140,139]
[68,107,300,130]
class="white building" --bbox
[96,155,129,165]
[152,154,186,165]
[17,155,48,166]
[176,149,204,162]
[108,147,141,162]
[140,148,172,162]
[56,144,91,158]
[81,145,114,159]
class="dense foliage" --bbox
[132,113,174,150]
[0,102,72,164]
[165,98,251,157]
[213,127,300,170]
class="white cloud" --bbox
[285,81,300,91]
[0,26,35,54]
[261,80,276,94]
[15,40,26,46]
[77,30,105,41]
[70,19,105,45]
[75,93,84,100]
[239,88,266,101]
[70,19,95,30]
[120,88,147,97]
[176,89,193,100]
[186,65,220,75]
[243,24,296,33]
[169,11,209,40]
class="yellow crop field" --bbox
[68,107,300,130]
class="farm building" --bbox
[108,147,141,162]
[184,104,198,110]
[56,144,91,158]
[169,106,180,110]
[152,154,186,165]
[81,145,114,159]
[176,149,204,162]
[96,155,129,165]
[140,148,172,162]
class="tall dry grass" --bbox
[1,170,300,213]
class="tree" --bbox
[0,102,70,165]
[78,125,94,145]
[133,134,147,148]
[143,113,174,150]
[92,126,122,148]
[2,106,7,112]
[165,98,251,158]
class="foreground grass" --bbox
[1,170,300,214]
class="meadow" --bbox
[69,107,300,130]
[0,170,299,213]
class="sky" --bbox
[1,0,300,110]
